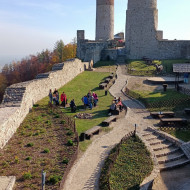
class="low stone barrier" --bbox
[138,132,160,190]
[147,126,184,147]
[0,59,90,149]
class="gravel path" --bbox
[63,65,157,190]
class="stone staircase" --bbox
[35,73,50,79]
[116,55,126,64]
[2,87,26,107]
[52,63,64,71]
[142,130,190,171]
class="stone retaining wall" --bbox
[0,59,90,149]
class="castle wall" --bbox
[77,41,106,63]
[158,40,190,59]
[96,0,114,41]
[125,0,190,60]
[101,49,118,61]
[0,59,90,149]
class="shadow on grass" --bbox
[92,109,109,119]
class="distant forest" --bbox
[0,39,76,103]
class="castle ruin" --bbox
[77,0,190,62]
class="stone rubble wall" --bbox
[125,0,190,60]
[77,41,106,63]
[0,59,90,149]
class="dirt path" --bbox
[63,65,158,190]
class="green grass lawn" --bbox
[127,59,190,76]
[161,129,190,142]
[162,59,190,74]
[128,89,190,112]
[39,71,113,135]
[127,60,161,76]
[99,135,153,190]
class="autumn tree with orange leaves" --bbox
[0,39,77,103]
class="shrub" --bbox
[23,171,32,180]
[2,161,9,168]
[60,120,65,124]
[26,143,34,147]
[45,120,51,124]
[66,131,73,136]
[54,114,60,118]
[62,158,69,164]
[33,131,40,136]
[33,104,39,108]
[25,157,32,161]
[43,148,50,153]
[14,156,19,164]
[25,125,31,129]
[67,140,73,146]
[47,175,62,185]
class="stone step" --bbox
[142,132,152,137]
[155,146,180,158]
[52,63,64,71]
[149,139,167,146]
[152,141,173,151]
[159,157,190,171]
[144,134,160,141]
[36,73,50,79]
[157,151,185,164]
[147,135,165,142]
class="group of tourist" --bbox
[109,97,123,115]
[81,91,98,110]
[49,89,61,106]
[49,89,76,111]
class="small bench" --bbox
[102,116,117,126]
[99,83,107,89]
[150,111,175,118]
[160,118,187,126]
[108,74,114,79]
[105,78,111,83]
[184,108,190,115]
[85,126,101,140]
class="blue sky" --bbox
[0,0,190,68]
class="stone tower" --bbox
[125,0,160,59]
[96,0,114,41]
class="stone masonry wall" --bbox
[77,40,107,63]
[125,0,190,60]
[96,0,114,41]
[0,59,90,149]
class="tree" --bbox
[54,40,65,62]
[0,73,7,102]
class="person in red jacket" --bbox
[61,92,67,108]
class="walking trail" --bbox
[63,65,157,190]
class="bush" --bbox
[43,148,50,153]
[2,161,9,168]
[14,156,19,164]
[66,131,73,136]
[47,175,62,185]
[67,140,73,146]
[60,120,65,124]
[62,158,69,164]
[33,104,39,108]
[23,171,32,180]
[25,156,32,161]
[54,114,60,118]
[45,120,51,124]
[26,143,34,147]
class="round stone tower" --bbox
[125,0,159,59]
[96,0,114,41]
